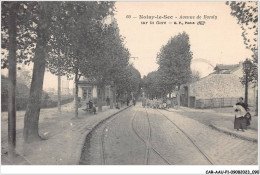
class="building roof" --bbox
[212,64,240,74]
[189,74,243,99]
[214,64,239,70]
[78,76,96,85]
[188,73,255,100]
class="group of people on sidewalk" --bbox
[141,97,172,109]
[233,97,252,132]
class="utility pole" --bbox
[243,59,252,105]
[7,2,18,159]
[245,71,248,105]
[110,82,114,109]
[256,90,258,116]
[58,75,61,112]
[254,84,258,116]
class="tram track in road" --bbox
[99,107,133,165]
[131,108,171,165]
[156,109,215,165]
[87,105,213,165]
[99,106,171,165]
[144,108,151,165]
[100,108,142,165]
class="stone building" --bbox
[180,62,257,108]
[77,77,112,107]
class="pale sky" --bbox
[114,1,253,77]
[1,1,254,91]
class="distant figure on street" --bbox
[162,99,167,109]
[233,97,248,131]
[157,99,160,108]
[116,100,120,109]
[87,100,96,114]
[142,96,146,108]
[167,99,171,108]
[152,98,157,108]
[88,100,93,109]
[146,99,151,108]
[92,104,96,114]
[245,110,252,126]
[106,96,110,106]
[127,98,129,106]
[133,97,136,106]
[78,97,82,108]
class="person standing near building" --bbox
[233,97,248,131]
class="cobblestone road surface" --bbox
[80,104,258,165]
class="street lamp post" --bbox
[243,59,252,105]
[256,89,258,116]
[254,83,258,116]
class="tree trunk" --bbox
[255,90,258,116]
[58,74,61,112]
[110,86,114,109]
[113,86,116,105]
[74,70,79,118]
[7,2,17,158]
[23,3,49,143]
[177,86,181,109]
[97,84,103,112]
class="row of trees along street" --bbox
[1,1,142,158]
[227,1,258,114]
[227,1,258,85]
[143,1,258,107]
[143,32,195,101]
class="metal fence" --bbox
[195,98,255,109]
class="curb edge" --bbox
[209,124,258,143]
[78,105,132,164]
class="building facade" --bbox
[180,62,257,108]
[77,77,112,107]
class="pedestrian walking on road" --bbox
[133,97,136,106]
[92,104,96,114]
[233,97,248,131]
[106,96,110,106]
[166,99,171,108]
[142,96,146,108]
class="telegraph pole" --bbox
[7,2,18,159]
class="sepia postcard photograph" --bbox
[1,0,259,174]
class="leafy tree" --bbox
[17,68,32,88]
[116,64,142,100]
[46,2,114,115]
[227,1,258,115]
[157,32,193,95]
[226,1,258,83]
[79,18,130,111]
[143,71,164,99]
[22,2,60,142]
[1,1,18,158]
[190,70,201,83]
[1,2,37,69]
[126,65,142,99]
[2,1,115,142]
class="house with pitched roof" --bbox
[77,77,112,107]
[180,62,257,108]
